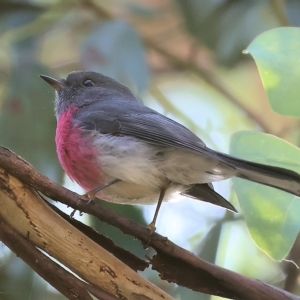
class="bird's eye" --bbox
[83,79,95,87]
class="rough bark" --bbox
[0,145,299,300]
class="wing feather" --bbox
[75,99,219,158]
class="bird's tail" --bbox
[218,153,300,197]
[182,183,238,212]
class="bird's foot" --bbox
[82,191,96,206]
[142,221,156,249]
[69,191,96,219]
[146,221,156,235]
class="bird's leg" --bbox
[83,178,121,206]
[147,181,170,234]
[71,179,121,218]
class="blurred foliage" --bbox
[0,0,300,299]
[80,20,149,91]
[90,200,147,257]
[176,0,300,66]
[0,41,60,180]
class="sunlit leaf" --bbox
[230,130,300,260]
[246,27,300,117]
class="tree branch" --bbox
[45,199,148,272]
[0,148,172,300]
[0,214,118,300]
[1,146,299,299]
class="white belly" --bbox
[90,133,236,204]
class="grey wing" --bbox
[75,99,220,160]
[75,98,300,201]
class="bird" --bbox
[40,71,300,232]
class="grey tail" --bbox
[218,153,300,197]
[182,183,237,213]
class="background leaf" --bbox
[80,20,149,91]
[0,0,44,31]
[230,130,300,260]
[176,0,279,66]
[0,39,61,181]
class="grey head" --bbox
[40,71,136,118]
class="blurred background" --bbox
[1,0,300,299]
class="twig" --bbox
[276,121,300,139]
[144,38,272,133]
[270,0,290,26]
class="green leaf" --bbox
[230,131,300,260]
[80,20,149,92]
[246,27,300,118]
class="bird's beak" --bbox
[40,75,65,90]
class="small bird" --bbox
[41,71,300,232]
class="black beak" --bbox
[40,75,65,90]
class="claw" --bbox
[85,196,95,206]
[70,209,77,218]
[146,221,156,235]
[143,222,156,249]
[82,179,121,206]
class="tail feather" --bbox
[218,153,300,197]
[182,183,237,212]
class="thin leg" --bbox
[83,178,121,206]
[70,178,121,218]
[147,183,169,234]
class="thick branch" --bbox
[0,151,172,300]
[0,215,96,300]
[0,215,121,300]
[45,200,148,272]
[1,147,299,299]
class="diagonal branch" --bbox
[0,148,172,300]
[44,199,148,272]
[1,145,299,299]
[0,214,118,300]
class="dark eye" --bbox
[83,79,95,87]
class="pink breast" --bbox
[55,108,101,191]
